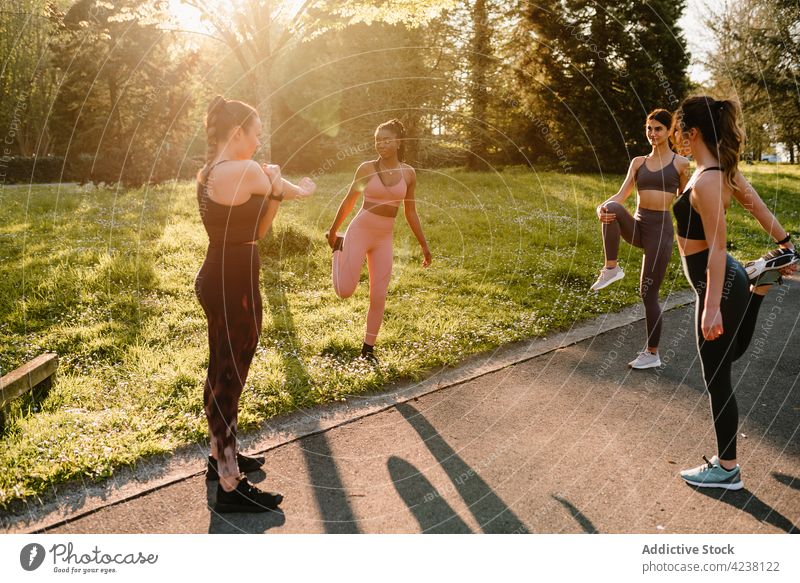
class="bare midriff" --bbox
[637,190,676,212]
[676,235,709,257]
[363,200,399,217]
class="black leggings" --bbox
[602,202,674,348]
[682,250,765,461]
[194,243,262,479]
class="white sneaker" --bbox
[590,265,625,291]
[628,350,661,369]
[744,247,799,281]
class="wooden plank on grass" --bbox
[0,353,58,408]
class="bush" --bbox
[0,154,203,186]
[0,155,74,184]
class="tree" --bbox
[49,0,199,185]
[707,0,800,162]
[466,0,491,169]
[511,0,689,172]
[0,0,63,156]
[182,0,458,161]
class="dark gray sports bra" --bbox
[636,153,680,193]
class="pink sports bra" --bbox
[364,162,406,207]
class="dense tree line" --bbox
[1,0,704,185]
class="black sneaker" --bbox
[744,247,799,282]
[213,478,283,513]
[206,452,265,481]
[360,342,378,363]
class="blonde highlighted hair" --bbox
[673,96,744,190]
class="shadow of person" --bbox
[687,486,798,533]
[551,495,599,533]
[258,233,360,533]
[395,402,529,533]
[388,456,472,533]
[772,472,800,491]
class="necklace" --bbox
[378,159,400,175]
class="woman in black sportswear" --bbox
[195,96,315,512]
[671,96,798,490]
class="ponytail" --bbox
[674,96,744,191]
[716,99,744,190]
[198,95,258,184]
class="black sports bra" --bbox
[672,167,723,241]
[635,153,680,193]
[197,161,269,245]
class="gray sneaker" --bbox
[680,455,743,490]
[590,266,625,291]
[744,247,799,281]
[628,350,661,369]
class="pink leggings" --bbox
[332,208,394,344]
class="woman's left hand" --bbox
[261,163,283,193]
[421,246,432,268]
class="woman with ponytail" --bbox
[672,96,798,490]
[326,119,431,362]
[195,95,315,512]
[591,109,690,369]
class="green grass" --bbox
[1,164,799,507]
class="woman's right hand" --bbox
[701,305,724,341]
[295,176,316,199]
[597,204,617,224]
[327,230,339,249]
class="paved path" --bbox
[4,281,799,534]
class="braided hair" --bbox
[673,96,744,191]
[375,118,407,162]
[198,95,258,184]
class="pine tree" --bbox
[513,0,689,172]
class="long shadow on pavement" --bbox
[772,472,800,491]
[688,486,798,534]
[552,495,599,533]
[388,456,473,533]
[394,402,529,533]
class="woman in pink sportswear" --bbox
[326,119,432,361]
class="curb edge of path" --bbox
[7,291,695,534]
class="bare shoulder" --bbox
[208,160,263,203]
[630,156,646,170]
[692,171,728,206]
[212,159,258,181]
[355,160,376,179]
[674,154,690,169]
[401,162,416,182]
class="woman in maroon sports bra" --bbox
[591,109,690,370]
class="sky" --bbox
[678,0,726,84]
